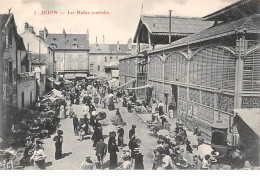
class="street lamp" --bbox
[216,88,223,123]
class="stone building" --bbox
[44,29,89,81]
[0,14,36,144]
[89,36,135,79]
[21,22,55,94]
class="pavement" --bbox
[133,111,200,157]
[24,98,158,170]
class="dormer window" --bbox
[72,38,78,49]
[51,42,57,49]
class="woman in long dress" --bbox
[59,105,65,119]
[30,145,46,170]
[109,139,119,170]
[53,131,63,160]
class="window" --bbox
[68,62,71,70]
[97,65,100,71]
[9,61,12,83]
[21,92,24,108]
[105,56,107,62]
[90,64,94,72]
[110,56,113,60]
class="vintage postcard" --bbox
[0,0,259,171]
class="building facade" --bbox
[119,0,260,142]
[20,23,55,95]
[0,14,37,144]
[89,38,135,79]
[44,29,89,80]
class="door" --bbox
[171,84,178,117]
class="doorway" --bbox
[171,84,178,118]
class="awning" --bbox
[107,78,119,87]
[64,74,76,79]
[86,76,98,80]
[233,108,260,138]
[127,84,153,90]
[111,70,119,78]
[117,78,135,89]
[75,73,87,77]
[47,77,55,82]
[55,81,61,85]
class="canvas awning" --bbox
[107,78,119,87]
[86,76,98,80]
[75,73,87,77]
[117,78,135,89]
[55,81,61,85]
[233,108,260,138]
[47,77,55,82]
[127,84,153,90]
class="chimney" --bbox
[169,10,172,44]
[24,22,29,31]
[96,36,98,45]
[44,27,48,39]
[39,30,44,40]
[117,41,119,52]
[103,35,105,44]
[28,26,34,33]
[63,28,66,37]
[86,29,89,40]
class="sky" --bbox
[1,0,238,44]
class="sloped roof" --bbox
[104,61,119,69]
[134,15,214,42]
[204,0,260,21]
[44,33,89,50]
[233,108,260,138]
[17,34,26,50]
[150,14,260,53]
[0,14,9,32]
[89,44,135,54]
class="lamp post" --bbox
[216,88,223,123]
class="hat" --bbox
[211,151,220,157]
[132,125,136,128]
[134,148,139,152]
[210,156,217,163]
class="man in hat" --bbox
[96,139,107,167]
[117,125,124,147]
[80,156,95,170]
[129,125,136,140]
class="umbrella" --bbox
[157,129,169,136]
